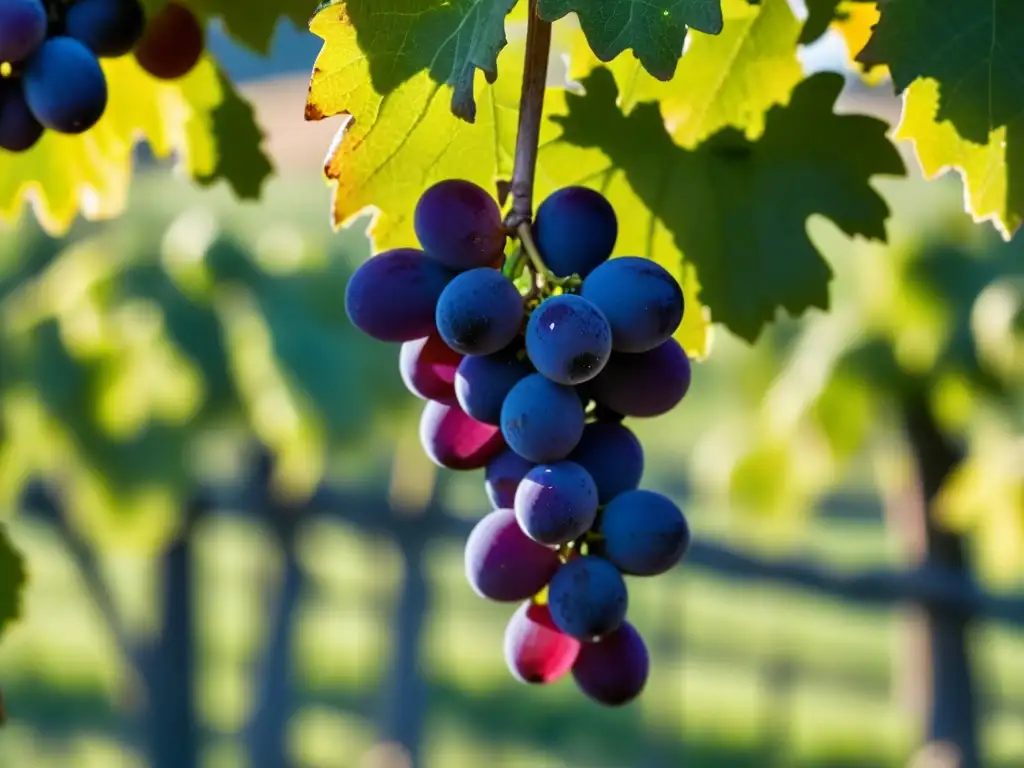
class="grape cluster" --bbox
[345,179,693,707]
[0,0,203,152]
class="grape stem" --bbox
[505,0,552,231]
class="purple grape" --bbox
[515,462,598,546]
[525,294,612,385]
[345,248,455,343]
[500,373,585,463]
[415,179,507,270]
[484,449,535,509]
[399,332,463,401]
[572,621,649,706]
[0,0,47,63]
[504,601,581,684]
[548,556,628,641]
[0,79,43,152]
[133,1,203,80]
[419,400,505,471]
[23,37,108,134]
[591,339,691,417]
[533,186,617,279]
[568,421,644,504]
[65,0,147,58]
[596,490,690,576]
[581,257,684,353]
[454,345,533,425]
[464,508,560,602]
[435,268,524,355]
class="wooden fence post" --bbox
[896,392,980,768]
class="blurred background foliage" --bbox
[0,17,1022,768]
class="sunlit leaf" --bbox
[0,56,271,236]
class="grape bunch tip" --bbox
[345,177,693,707]
[0,0,204,153]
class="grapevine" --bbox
[0,0,1019,763]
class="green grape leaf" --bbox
[0,56,272,236]
[570,0,803,149]
[305,7,533,248]
[544,68,905,342]
[306,0,519,124]
[896,77,1024,240]
[859,0,1024,145]
[539,0,724,81]
[0,525,25,644]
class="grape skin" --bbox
[533,186,617,279]
[548,556,628,641]
[435,268,523,356]
[344,248,455,343]
[22,37,108,134]
[0,79,43,152]
[514,461,598,546]
[454,345,533,426]
[500,373,585,463]
[597,490,690,576]
[419,399,505,471]
[133,2,203,80]
[399,333,462,401]
[65,0,147,58]
[504,601,581,684]
[581,257,684,353]
[464,508,560,602]
[415,179,507,270]
[525,294,612,385]
[568,421,644,504]
[484,449,535,509]
[591,338,691,418]
[0,0,47,63]
[572,621,649,706]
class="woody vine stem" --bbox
[504,0,557,291]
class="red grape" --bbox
[504,601,580,684]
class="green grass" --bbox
[2,504,1023,768]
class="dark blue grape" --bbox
[597,490,690,576]
[436,268,523,355]
[501,373,585,463]
[581,257,684,353]
[505,601,580,684]
[464,508,560,602]
[534,186,617,278]
[568,421,644,504]
[0,0,47,63]
[515,462,598,546]
[0,79,43,152]
[22,37,108,134]
[548,556,628,641]
[591,339,691,418]
[572,621,649,706]
[399,332,462,401]
[65,0,147,58]
[454,345,533,425]
[484,449,535,509]
[344,248,455,342]
[525,294,612,385]
[419,399,505,471]
[415,179,507,270]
